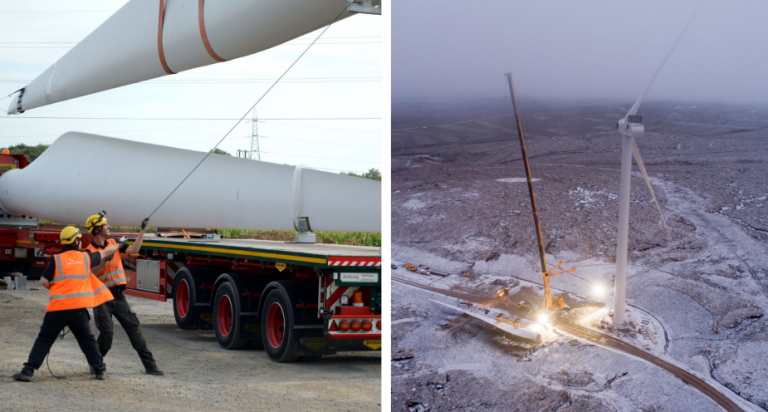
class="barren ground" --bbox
[391,99,768,411]
[0,284,380,412]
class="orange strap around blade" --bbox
[199,0,226,62]
[157,0,175,75]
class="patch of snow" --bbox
[496,177,542,183]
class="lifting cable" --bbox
[45,327,71,379]
[140,5,350,228]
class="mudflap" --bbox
[293,328,337,357]
[329,338,382,352]
[239,314,261,341]
[195,304,214,330]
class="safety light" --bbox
[339,320,350,332]
[351,320,362,332]
[376,320,381,331]
[352,290,364,307]
[592,283,606,298]
[340,295,349,306]
[362,320,373,332]
[537,312,549,325]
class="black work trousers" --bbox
[23,309,105,375]
[94,289,156,369]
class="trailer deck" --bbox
[133,236,381,268]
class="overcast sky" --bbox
[0,0,381,174]
[393,0,768,105]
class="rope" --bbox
[137,5,349,232]
[45,327,71,379]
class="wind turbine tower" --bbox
[250,109,261,161]
[612,1,703,325]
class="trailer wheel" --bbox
[213,282,249,350]
[261,289,299,362]
[173,271,196,330]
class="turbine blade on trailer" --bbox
[631,138,669,230]
[0,132,381,232]
[430,300,540,342]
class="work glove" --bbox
[141,217,150,231]
[118,236,128,249]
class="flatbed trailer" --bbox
[0,152,381,362]
[0,227,382,362]
[122,236,382,362]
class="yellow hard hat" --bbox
[85,213,107,234]
[60,226,82,245]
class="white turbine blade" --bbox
[7,0,360,114]
[0,132,381,232]
[430,300,540,341]
[624,0,706,117]
[631,139,669,230]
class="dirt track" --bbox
[393,275,744,412]
[0,283,380,412]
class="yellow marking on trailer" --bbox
[15,240,31,244]
[363,340,381,350]
[136,241,327,265]
[276,262,287,272]
[300,337,329,351]
[200,313,214,325]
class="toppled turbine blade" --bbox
[430,300,540,342]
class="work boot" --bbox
[94,371,106,380]
[89,365,106,375]
[145,366,164,376]
[12,370,33,382]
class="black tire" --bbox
[173,269,197,330]
[213,282,249,350]
[261,289,299,363]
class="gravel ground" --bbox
[0,283,381,412]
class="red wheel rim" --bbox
[176,279,189,318]
[266,302,285,349]
[217,295,233,337]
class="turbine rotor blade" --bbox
[631,138,669,231]
[624,0,706,118]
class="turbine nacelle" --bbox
[617,114,644,139]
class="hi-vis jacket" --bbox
[47,250,113,312]
[86,238,127,288]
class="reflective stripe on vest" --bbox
[102,277,127,288]
[50,285,109,300]
[98,269,125,282]
[87,238,127,288]
[46,251,113,312]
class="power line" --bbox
[0,11,117,13]
[0,41,380,50]
[0,116,380,121]
[245,134,380,149]
[263,121,380,134]
[0,37,379,43]
[258,150,380,164]
[0,122,229,140]
[0,77,380,84]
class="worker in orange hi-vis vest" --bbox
[85,211,163,376]
[12,226,122,382]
